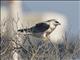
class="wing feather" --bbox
[30,23,50,33]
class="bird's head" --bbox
[46,19,61,27]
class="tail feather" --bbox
[18,28,31,32]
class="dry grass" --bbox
[0,17,80,60]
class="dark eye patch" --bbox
[55,21,59,23]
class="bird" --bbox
[17,19,61,41]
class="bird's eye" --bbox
[55,21,59,23]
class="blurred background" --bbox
[1,1,80,60]
[1,1,79,42]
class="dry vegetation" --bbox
[0,17,80,60]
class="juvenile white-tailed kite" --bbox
[18,19,61,40]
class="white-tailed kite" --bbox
[18,19,61,40]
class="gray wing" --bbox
[30,23,50,33]
[18,23,50,33]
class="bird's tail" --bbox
[17,28,32,34]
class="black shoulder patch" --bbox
[31,23,49,33]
